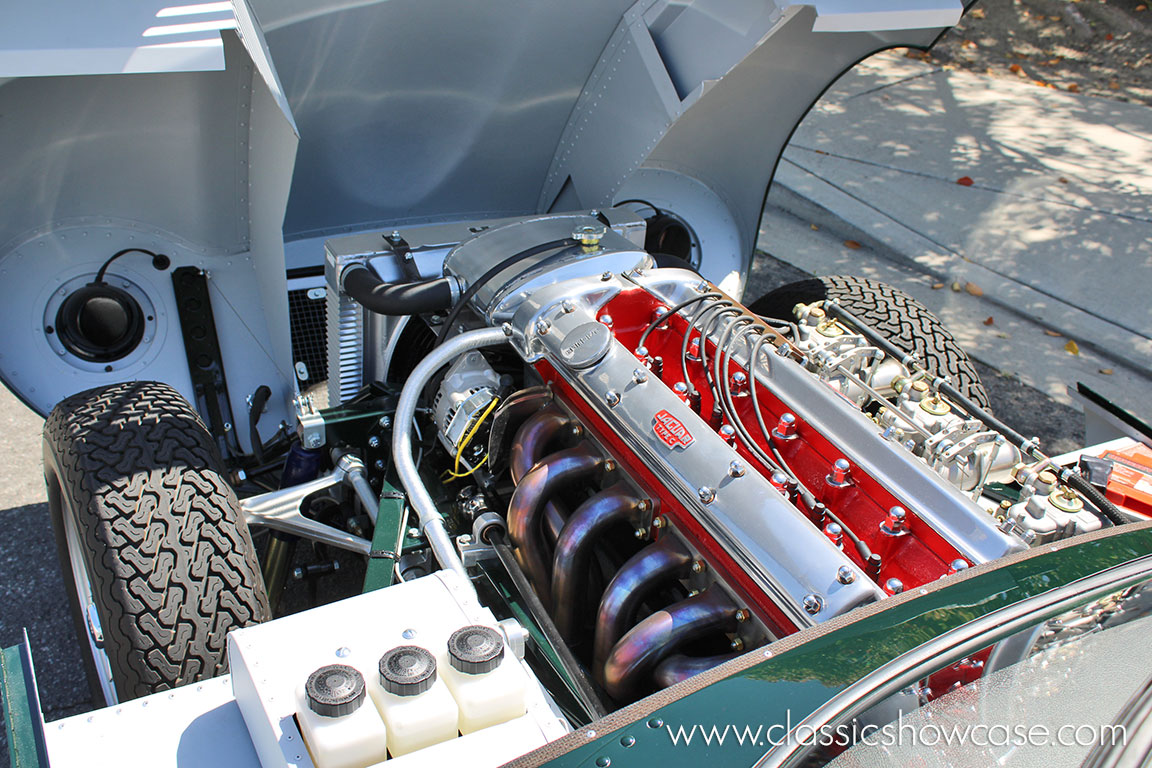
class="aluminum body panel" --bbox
[627,269,1027,565]
[510,275,885,627]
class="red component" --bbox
[533,286,972,639]
[653,409,694,449]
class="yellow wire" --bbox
[444,454,489,479]
[452,396,501,476]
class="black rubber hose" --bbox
[248,385,272,463]
[434,238,576,347]
[341,263,455,316]
[1064,471,1130,526]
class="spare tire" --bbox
[44,381,269,704]
[747,275,990,410]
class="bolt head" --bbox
[802,594,823,615]
[561,299,575,314]
[632,368,648,384]
[885,578,905,595]
[633,528,647,539]
[691,560,705,574]
[735,608,750,622]
[606,390,620,407]
[697,486,716,504]
[837,566,856,584]
[378,416,391,429]
[889,506,907,522]
[368,436,380,448]
[601,271,613,281]
[728,461,746,478]
[535,319,551,335]
[599,314,613,327]
[458,535,472,546]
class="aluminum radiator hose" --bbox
[393,325,511,581]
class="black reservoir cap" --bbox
[379,646,437,696]
[305,664,366,718]
[447,625,504,675]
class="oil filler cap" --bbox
[556,321,611,369]
[447,625,504,675]
[379,646,437,696]
[305,664,365,718]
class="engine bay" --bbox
[237,209,1134,752]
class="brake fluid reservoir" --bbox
[296,664,389,768]
[440,625,527,734]
[369,646,459,756]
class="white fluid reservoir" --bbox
[368,645,459,757]
[440,625,528,734]
[296,664,389,768]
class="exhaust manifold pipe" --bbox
[511,407,578,543]
[602,585,740,701]
[550,484,646,641]
[593,536,694,674]
[507,443,603,609]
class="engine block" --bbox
[502,268,1024,634]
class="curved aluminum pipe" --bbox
[602,586,739,702]
[653,652,741,689]
[551,484,642,641]
[393,326,510,582]
[510,406,576,544]
[507,444,602,608]
[593,535,693,674]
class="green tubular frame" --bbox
[0,632,48,768]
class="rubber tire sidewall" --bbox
[43,381,270,705]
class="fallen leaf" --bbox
[1137,4,1147,10]
[844,240,862,250]
[810,223,820,231]
[956,176,975,186]
[1009,64,1023,75]
[1106,33,1114,41]
[1067,83,1080,92]
[1064,340,1080,356]
[1044,329,1062,337]
[951,281,963,292]
[970,7,986,18]
[983,316,995,325]
[1099,368,1114,375]
[931,282,945,290]
[1109,80,1121,90]
[1058,177,1069,184]
[965,282,984,297]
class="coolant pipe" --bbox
[507,444,602,609]
[551,485,643,641]
[393,326,510,582]
[593,536,694,674]
[511,407,578,543]
[603,586,740,702]
[653,653,741,689]
[341,263,457,315]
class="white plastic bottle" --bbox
[368,645,459,756]
[296,664,389,768]
[439,625,527,734]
